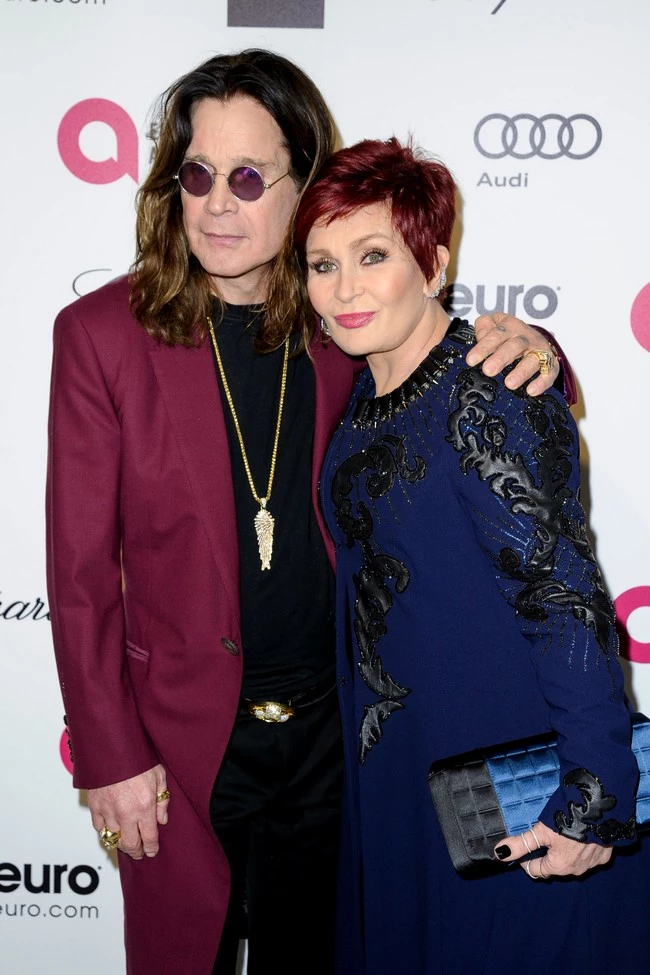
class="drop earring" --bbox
[320,317,330,337]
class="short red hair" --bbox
[293,137,456,280]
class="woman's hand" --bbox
[466,312,560,396]
[494,821,612,880]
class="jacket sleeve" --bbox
[447,366,637,846]
[535,324,577,407]
[46,304,158,789]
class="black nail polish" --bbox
[495,845,511,860]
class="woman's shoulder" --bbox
[442,317,568,405]
[441,321,572,433]
[452,366,571,433]
[434,323,578,494]
[444,371,579,517]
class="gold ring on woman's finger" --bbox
[538,859,549,881]
[524,861,537,880]
[529,826,541,850]
[156,789,171,803]
[99,826,121,851]
[521,833,532,855]
[524,349,554,375]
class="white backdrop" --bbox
[1,1,649,972]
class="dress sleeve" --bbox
[46,305,158,789]
[446,365,637,846]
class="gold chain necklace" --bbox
[208,316,289,571]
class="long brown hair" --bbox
[130,49,336,350]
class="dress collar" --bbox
[351,318,474,429]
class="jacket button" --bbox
[221,638,240,656]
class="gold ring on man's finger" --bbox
[156,789,171,803]
[99,826,121,851]
[524,349,555,375]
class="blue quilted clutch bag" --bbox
[428,713,650,875]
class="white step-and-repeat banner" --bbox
[1,1,649,971]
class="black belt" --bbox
[241,676,336,723]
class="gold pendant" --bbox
[254,503,275,571]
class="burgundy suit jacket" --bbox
[46,276,358,975]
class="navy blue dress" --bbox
[321,321,650,974]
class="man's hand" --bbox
[494,821,612,880]
[467,312,560,396]
[89,764,169,860]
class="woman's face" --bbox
[305,203,446,362]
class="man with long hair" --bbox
[47,49,565,975]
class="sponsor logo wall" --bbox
[474,113,603,160]
[58,99,140,184]
[1,1,649,971]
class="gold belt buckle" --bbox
[248,701,295,723]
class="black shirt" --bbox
[209,301,335,698]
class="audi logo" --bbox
[474,114,602,160]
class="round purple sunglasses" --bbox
[174,160,290,202]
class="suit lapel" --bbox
[311,339,358,568]
[149,339,240,618]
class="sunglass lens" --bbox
[229,167,265,201]
[178,162,214,196]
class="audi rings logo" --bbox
[474,114,603,160]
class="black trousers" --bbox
[210,686,343,975]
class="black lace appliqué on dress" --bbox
[332,436,426,763]
[554,768,636,844]
[330,329,471,764]
[447,368,618,669]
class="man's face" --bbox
[180,95,299,304]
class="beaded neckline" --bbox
[351,318,474,429]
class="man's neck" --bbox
[211,270,269,306]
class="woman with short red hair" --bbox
[294,138,650,974]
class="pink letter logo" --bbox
[615,587,650,663]
[631,284,650,353]
[58,98,138,184]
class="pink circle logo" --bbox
[615,586,650,663]
[59,729,74,775]
[57,98,139,184]
[631,284,650,353]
